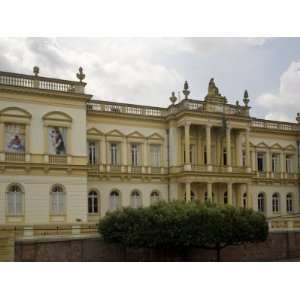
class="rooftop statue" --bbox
[208,78,220,97]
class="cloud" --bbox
[0,37,269,107]
[254,61,300,122]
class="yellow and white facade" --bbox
[0,68,300,229]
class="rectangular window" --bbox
[286,156,292,173]
[223,149,227,166]
[272,153,280,173]
[204,146,207,165]
[150,144,161,167]
[242,151,246,167]
[5,123,26,153]
[131,143,141,166]
[257,152,264,172]
[88,141,97,165]
[110,143,119,166]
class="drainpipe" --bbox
[166,128,170,202]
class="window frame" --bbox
[272,193,280,214]
[50,184,66,216]
[88,190,99,214]
[6,184,24,216]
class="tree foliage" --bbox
[98,202,269,261]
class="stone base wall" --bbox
[14,231,300,262]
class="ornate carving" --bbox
[33,66,39,77]
[76,67,85,82]
[243,90,250,107]
[182,81,190,99]
[208,78,220,96]
[169,91,177,105]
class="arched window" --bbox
[131,190,142,208]
[7,184,23,215]
[51,185,65,215]
[243,193,247,208]
[224,191,228,204]
[150,191,160,205]
[287,193,293,213]
[257,193,265,212]
[272,193,280,213]
[184,191,195,202]
[88,190,99,214]
[110,190,120,211]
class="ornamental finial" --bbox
[33,66,39,77]
[243,90,249,107]
[169,91,177,105]
[183,81,190,99]
[76,66,85,82]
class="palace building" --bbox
[0,67,299,232]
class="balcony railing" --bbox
[5,152,26,162]
[251,118,299,131]
[87,101,165,117]
[49,155,67,164]
[0,71,85,94]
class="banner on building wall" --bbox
[48,127,67,155]
[5,124,26,153]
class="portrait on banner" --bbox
[5,124,26,153]
[48,127,66,155]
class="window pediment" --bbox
[126,131,145,139]
[147,132,164,140]
[87,127,104,136]
[0,107,32,123]
[42,111,72,123]
[106,129,124,137]
[285,144,296,151]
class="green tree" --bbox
[98,202,268,261]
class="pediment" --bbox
[147,133,164,140]
[256,142,269,148]
[126,131,145,139]
[106,129,124,137]
[270,143,282,150]
[285,144,296,151]
[0,107,32,119]
[43,111,72,122]
[87,127,104,136]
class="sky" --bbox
[1,37,300,122]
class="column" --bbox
[236,184,242,207]
[184,122,191,171]
[266,150,270,178]
[235,131,242,167]
[143,139,148,173]
[101,139,107,165]
[0,123,4,161]
[197,126,202,165]
[122,137,127,172]
[245,128,251,172]
[280,151,285,179]
[206,124,212,171]
[185,182,191,202]
[227,182,233,205]
[245,182,252,209]
[251,150,256,171]
[226,127,232,171]
[169,121,178,166]
[25,124,31,162]
[207,182,212,202]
